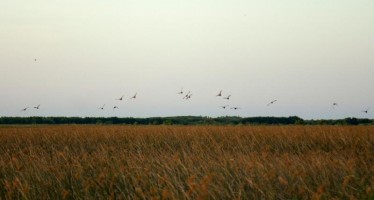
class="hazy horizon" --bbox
[1,0,373,119]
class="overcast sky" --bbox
[1,0,373,119]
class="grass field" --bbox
[0,125,373,199]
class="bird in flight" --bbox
[185,93,193,100]
[177,88,184,95]
[220,105,229,109]
[267,100,277,106]
[130,93,137,99]
[34,105,41,109]
[183,91,191,99]
[98,104,105,110]
[216,90,222,97]
[20,107,29,112]
[230,107,241,110]
[362,108,370,114]
[34,59,37,62]
[332,102,338,109]
[113,106,119,110]
[223,95,231,100]
[116,95,124,101]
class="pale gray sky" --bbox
[1,0,373,119]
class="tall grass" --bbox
[0,125,373,199]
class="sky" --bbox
[0,0,373,119]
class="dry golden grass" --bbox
[0,125,373,199]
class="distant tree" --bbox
[344,118,359,125]
[163,119,173,125]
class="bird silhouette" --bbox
[34,105,41,109]
[267,100,277,106]
[332,103,338,109]
[230,107,241,110]
[34,59,37,62]
[185,93,193,100]
[177,88,184,95]
[220,105,229,109]
[130,93,137,99]
[362,108,370,114]
[223,95,231,100]
[183,91,191,99]
[98,104,105,110]
[113,106,119,110]
[20,107,29,112]
[216,90,222,97]
[116,95,124,101]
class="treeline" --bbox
[0,116,373,125]
[305,118,373,125]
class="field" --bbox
[0,125,373,199]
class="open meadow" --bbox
[0,125,373,199]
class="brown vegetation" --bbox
[0,125,373,199]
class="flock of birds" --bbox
[20,105,40,112]
[19,88,371,116]
[17,58,371,116]
[96,92,138,111]
[180,89,239,109]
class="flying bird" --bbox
[130,93,137,99]
[34,105,41,109]
[20,107,29,112]
[267,100,277,106]
[113,106,119,110]
[332,103,338,109]
[98,104,105,110]
[34,59,37,62]
[216,90,222,97]
[185,93,193,100]
[220,105,229,109]
[362,108,370,114]
[177,88,184,95]
[116,95,124,101]
[223,95,231,100]
[183,91,191,99]
[230,107,241,110]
